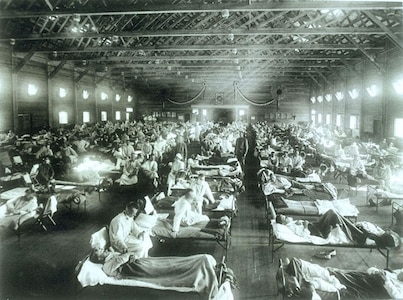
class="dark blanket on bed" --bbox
[120,254,219,299]
[152,218,227,239]
[283,258,389,299]
[330,268,389,299]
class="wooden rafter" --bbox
[49,54,362,62]
[0,27,391,41]
[344,35,385,72]
[49,59,67,79]
[19,43,384,54]
[364,10,403,49]
[1,2,401,19]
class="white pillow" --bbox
[77,260,108,287]
[90,227,109,249]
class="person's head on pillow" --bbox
[89,247,108,264]
[276,214,293,225]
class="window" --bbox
[101,111,107,121]
[128,95,133,102]
[336,114,343,127]
[239,109,245,116]
[115,111,121,121]
[349,115,358,129]
[126,112,130,121]
[101,92,108,101]
[126,107,133,112]
[115,94,121,102]
[317,113,322,123]
[202,109,207,116]
[394,118,403,138]
[59,87,67,98]
[335,91,344,101]
[82,90,89,100]
[348,89,359,99]
[58,111,68,124]
[326,114,331,125]
[83,111,90,123]
[366,84,379,97]
[28,83,38,96]
[393,78,403,95]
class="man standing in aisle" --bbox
[235,132,248,170]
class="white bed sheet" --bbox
[272,221,376,246]
[315,198,359,217]
[0,187,27,200]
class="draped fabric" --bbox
[234,81,276,107]
[167,82,206,105]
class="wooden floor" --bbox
[0,150,402,299]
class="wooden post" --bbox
[47,64,53,128]
[10,44,18,133]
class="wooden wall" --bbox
[0,45,135,134]
[310,47,403,142]
[134,79,310,124]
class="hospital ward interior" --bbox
[1,1,403,299]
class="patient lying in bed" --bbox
[276,210,399,246]
[88,247,220,299]
[279,257,403,299]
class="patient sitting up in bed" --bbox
[276,209,399,246]
[261,170,292,195]
[172,189,210,234]
[0,188,38,230]
[191,174,216,214]
[109,201,154,258]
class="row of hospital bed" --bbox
[255,132,403,299]
[73,156,242,299]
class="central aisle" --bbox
[228,126,280,300]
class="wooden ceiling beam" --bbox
[112,70,332,75]
[1,2,401,19]
[344,35,385,72]
[363,10,403,49]
[0,27,389,41]
[52,54,361,62]
[48,58,67,78]
[105,62,344,69]
[22,43,383,54]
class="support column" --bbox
[73,68,78,124]
[47,64,53,128]
[10,44,18,133]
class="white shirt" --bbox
[109,212,142,252]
